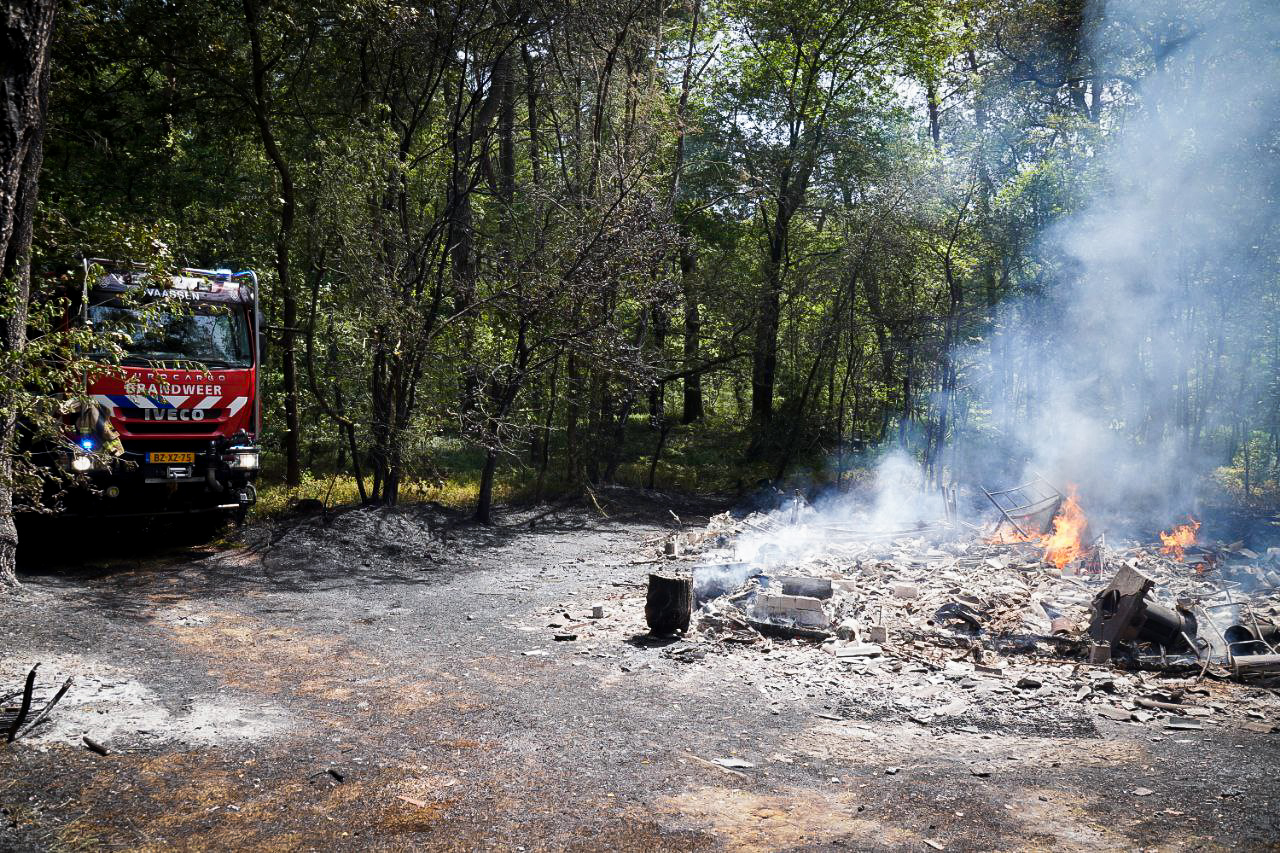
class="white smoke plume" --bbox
[749,0,1277,542]
[970,0,1280,527]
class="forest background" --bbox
[7,0,1280,530]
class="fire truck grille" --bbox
[113,407,227,436]
[123,421,223,434]
[116,407,225,419]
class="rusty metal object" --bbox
[1088,643,1112,664]
[982,474,1063,539]
[1138,602,1197,650]
[1089,564,1155,649]
[1233,654,1280,676]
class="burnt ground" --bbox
[1,487,1278,852]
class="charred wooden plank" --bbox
[5,665,38,744]
[17,677,73,739]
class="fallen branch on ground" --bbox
[4,665,38,744]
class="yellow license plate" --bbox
[148,452,194,464]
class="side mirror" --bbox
[256,310,268,365]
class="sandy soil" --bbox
[1,488,1277,851]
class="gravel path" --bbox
[2,489,1277,851]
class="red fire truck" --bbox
[56,259,264,520]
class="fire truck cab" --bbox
[61,259,264,520]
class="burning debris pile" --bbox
[647,483,1280,694]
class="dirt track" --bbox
[2,490,1278,851]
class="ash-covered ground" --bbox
[2,488,1278,851]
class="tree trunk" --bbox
[535,358,557,499]
[925,76,941,149]
[672,2,703,425]
[474,57,519,527]
[752,201,790,428]
[680,241,703,423]
[449,75,479,420]
[967,48,999,308]
[522,45,541,189]
[647,419,671,490]
[862,269,896,441]
[243,0,300,487]
[927,258,962,487]
[565,350,581,484]
[475,447,499,524]
[773,285,848,482]
[0,0,57,592]
[648,305,667,425]
[586,368,604,483]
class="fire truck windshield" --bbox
[88,302,253,368]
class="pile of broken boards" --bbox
[680,511,1280,690]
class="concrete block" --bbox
[832,643,881,659]
[780,576,834,599]
[832,579,859,595]
[891,583,919,599]
[753,592,828,628]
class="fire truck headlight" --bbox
[226,449,260,470]
[71,454,92,472]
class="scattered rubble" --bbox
[673,500,1280,686]
[542,495,1280,742]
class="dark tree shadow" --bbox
[11,488,734,622]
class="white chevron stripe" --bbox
[226,396,248,416]
[92,395,117,412]
[165,395,190,407]
[126,394,155,409]
[194,396,221,409]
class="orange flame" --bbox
[987,487,1090,568]
[1039,489,1089,568]
[1159,518,1200,560]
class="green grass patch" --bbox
[251,470,523,519]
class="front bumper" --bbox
[61,442,259,514]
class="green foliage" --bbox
[14,0,1276,517]
[5,217,177,509]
